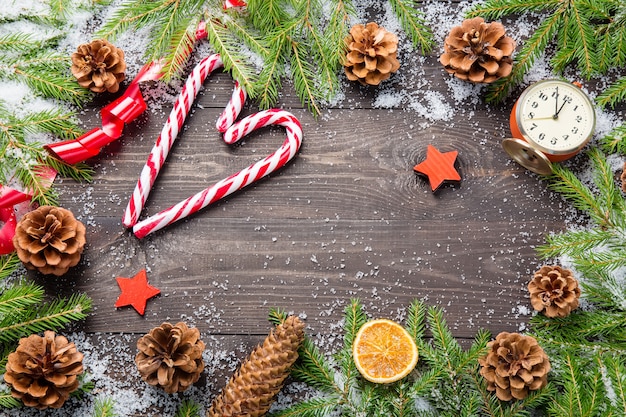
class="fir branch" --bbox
[205,16,259,97]
[338,298,366,388]
[425,306,462,371]
[12,64,91,106]
[174,399,201,417]
[599,123,626,154]
[547,352,604,417]
[604,353,626,415]
[466,0,560,20]
[551,5,596,77]
[256,33,288,111]
[389,0,435,54]
[291,337,340,393]
[159,19,198,81]
[269,395,340,417]
[0,254,20,282]
[0,281,44,316]
[9,108,83,141]
[547,163,610,228]
[268,307,289,326]
[0,389,21,409]
[0,33,42,54]
[579,269,626,312]
[484,12,561,103]
[44,156,93,183]
[405,299,426,343]
[538,228,614,260]
[324,0,354,71]
[92,397,117,417]
[468,0,626,104]
[597,76,626,109]
[0,293,91,343]
[289,33,322,116]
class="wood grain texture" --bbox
[27,1,624,353]
[44,74,568,340]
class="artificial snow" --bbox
[1,0,625,416]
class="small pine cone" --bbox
[343,22,400,86]
[620,161,626,192]
[528,265,581,318]
[208,315,305,417]
[135,322,205,393]
[13,206,86,276]
[71,39,126,93]
[440,17,515,83]
[479,332,550,401]
[4,331,84,409]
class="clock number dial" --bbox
[517,80,595,155]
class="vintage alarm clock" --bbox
[502,79,596,175]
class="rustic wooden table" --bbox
[16,2,617,415]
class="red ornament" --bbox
[114,269,161,315]
[413,144,461,191]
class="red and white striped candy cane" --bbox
[132,109,302,238]
[122,53,246,228]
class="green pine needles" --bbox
[268,299,555,417]
[96,0,434,117]
[467,0,626,106]
[0,253,92,410]
[0,1,99,205]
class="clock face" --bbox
[514,80,596,155]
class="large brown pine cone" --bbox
[344,22,400,86]
[71,39,126,93]
[13,206,86,276]
[4,331,84,409]
[479,332,550,401]
[208,315,305,417]
[440,17,515,83]
[135,322,205,393]
[528,265,580,318]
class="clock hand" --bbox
[555,99,567,117]
[523,116,558,121]
[553,85,559,118]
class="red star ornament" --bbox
[115,269,160,315]
[413,144,461,191]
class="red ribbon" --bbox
[223,0,247,9]
[0,166,56,254]
[1,7,237,252]
[44,61,164,164]
[0,207,17,255]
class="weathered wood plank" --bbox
[44,101,567,339]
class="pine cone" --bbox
[528,265,580,318]
[71,39,126,93]
[4,331,84,409]
[13,206,86,276]
[343,22,400,86]
[479,332,550,401]
[208,315,305,417]
[440,17,515,83]
[135,322,205,393]
[620,161,626,192]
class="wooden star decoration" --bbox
[114,269,160,315]
[413,144,461,191]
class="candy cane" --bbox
[122,54,246,228]
[131,109,302,238]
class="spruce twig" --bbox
[175,399,201,417]
[92,397,117,417]
[467,0,626,104]
[0,292,92,343]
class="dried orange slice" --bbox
[352,318,418,383]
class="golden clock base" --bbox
[502,138,553,175]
